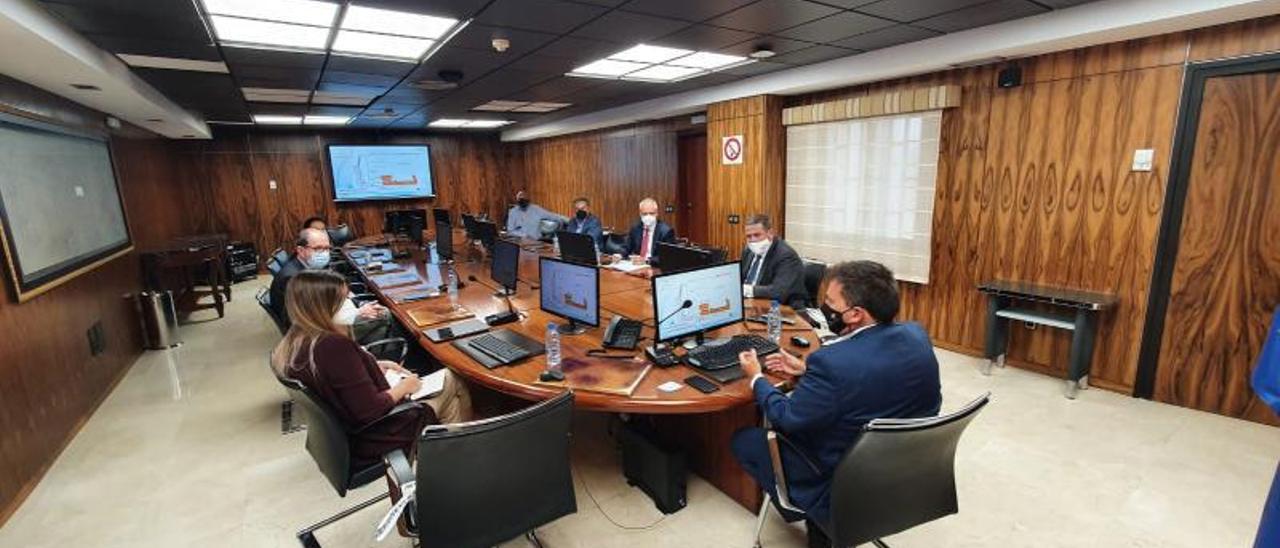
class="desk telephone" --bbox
[602,316,643,350]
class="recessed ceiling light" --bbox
[332,30,434,61]
[667,51,748,70]
[340,5,457,40]
[749,47,776,59]
[253,114,303,124]
[572,59,648,78]
[472,100,572,113]
[429,119,513,128]
[303,115,351,125]
[243,87,311,103]
[201,0,338,27]
[312,90,375,106]
[625,64,703,82]
[609,44,691,64]
[117,54,230,73]
[464,120,514,128]
[209,15,331,50]
[429,119,468,128]
[511,102,573,113]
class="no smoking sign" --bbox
[721,135,744,165]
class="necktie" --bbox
[640,228,652,259]
[746,254,763,284]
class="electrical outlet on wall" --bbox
[728,214,740,224]
[664,205,675,213]
[268,179,278,190]
[87,321,106,356]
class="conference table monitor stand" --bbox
[556,319,587,336]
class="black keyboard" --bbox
[684,334,781,371]
[467,333,532,364]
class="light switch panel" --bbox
[1132,149,1154,172]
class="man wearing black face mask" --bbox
[730,260,942,545]
[564,196,603,250]
[504,189,563,240]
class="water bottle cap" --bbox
[548,322,556,329]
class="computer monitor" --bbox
[656,242,716,273]
[556,230,597,266]
[433,207,451,227]
[490,239,520,296]
[384,209,426,244]
[652,262,744,344]
[435,220,453,262]
[473,219,498,250]
[539,256,599,335]
[461,213,478,240]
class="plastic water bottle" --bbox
[553,234,560,255]
[446,267,458,303]
[767,300,783,343]
[545,323,562,371]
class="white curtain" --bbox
[784,110,941,284]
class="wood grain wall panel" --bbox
[519,123,681,235]
[1189,14,1280,62]
[112,138,189,250]
[1154,72,1280,425]
[0,76,149,524]
[705,95,785,260]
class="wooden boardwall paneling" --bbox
[139,131,516,261]
[0,76,150,525]
[518,122,682,235]
[1154,72,1280,425]
[705,95,786,261]
[1189,14,1280,62]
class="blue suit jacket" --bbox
[565,214,604,250]
[753,322,942,513]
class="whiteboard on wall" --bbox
[0,115,131,301]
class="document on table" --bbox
[369,270,422,288]
[608,261,651,273]
[384,369,447,400]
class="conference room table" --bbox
[344,231,818,511]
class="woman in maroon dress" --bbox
[270,270,470,468]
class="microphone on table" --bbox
[657,300,693,327]
[469,275,519,326]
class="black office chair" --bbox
[362,337,408,365]
[802,259,827,307]
[603,231,628,256]
[267,248,290,275]
[280,377,431,548]
[755,393,990,548]
[327,224,355,246]
[384,391,577,548]
[537,218,564,242]
[255,287,289,336]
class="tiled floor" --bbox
[1,278,1277,547]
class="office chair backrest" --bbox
[603,232,628,256]
[802,259,827,307]
[327,224,354,246]
[255,288,288,335]
[280,378,357,496]
[828,393,989,547]
[414,391,577,548]
[267,248,290,275]
[538,218,563,241]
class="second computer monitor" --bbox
[385,209,426,244]
[461,213,478,240]
[435,220,453,261]
[432,207,451,227]
[656,242,716,273]
[556,230,597,266]
[652,262,744,344]
[491,239,520,294]
[539,256,599,334]
[473,219,498,249]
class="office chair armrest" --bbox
[765,430,804,513]
[363,337,408,364]
[348,281,370,292]
[382,448,419,538]
[356,401,426,435]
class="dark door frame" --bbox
[1134,52,1280,399]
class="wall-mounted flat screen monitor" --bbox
[327,145,434,202]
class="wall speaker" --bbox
[998,65,1022,88]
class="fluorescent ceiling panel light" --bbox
[312,91,374,106]
[529,102,571,109]
[207,120,254,125]
[429,119,468,127]
[201,0,338,26]
[609,44,691,64]
[243,87,311,103]
[463,120,513,128]
[332,30,433,60]
[117,54,229,73]
[472,100,529,111]
[209,15,331,50]
[253,114,303,124]
[667,51,748,69]
[340,5,457,39]
[303,115,351,125]
[572,59,648,77]
[624,64,702,82]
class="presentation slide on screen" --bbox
[654,264,743,339]
[329,145,434,201]
[541,261,598,324]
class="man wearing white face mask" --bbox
[617,197,676,265]
[739,214,807,309]
[269,228,389,342]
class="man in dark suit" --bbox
[563,196,603,250]
[616,197,676,264]
[733,260,942,545]
[739,213,808,309]
[269,228,390,343]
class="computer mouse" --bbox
[790,335,811,348]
